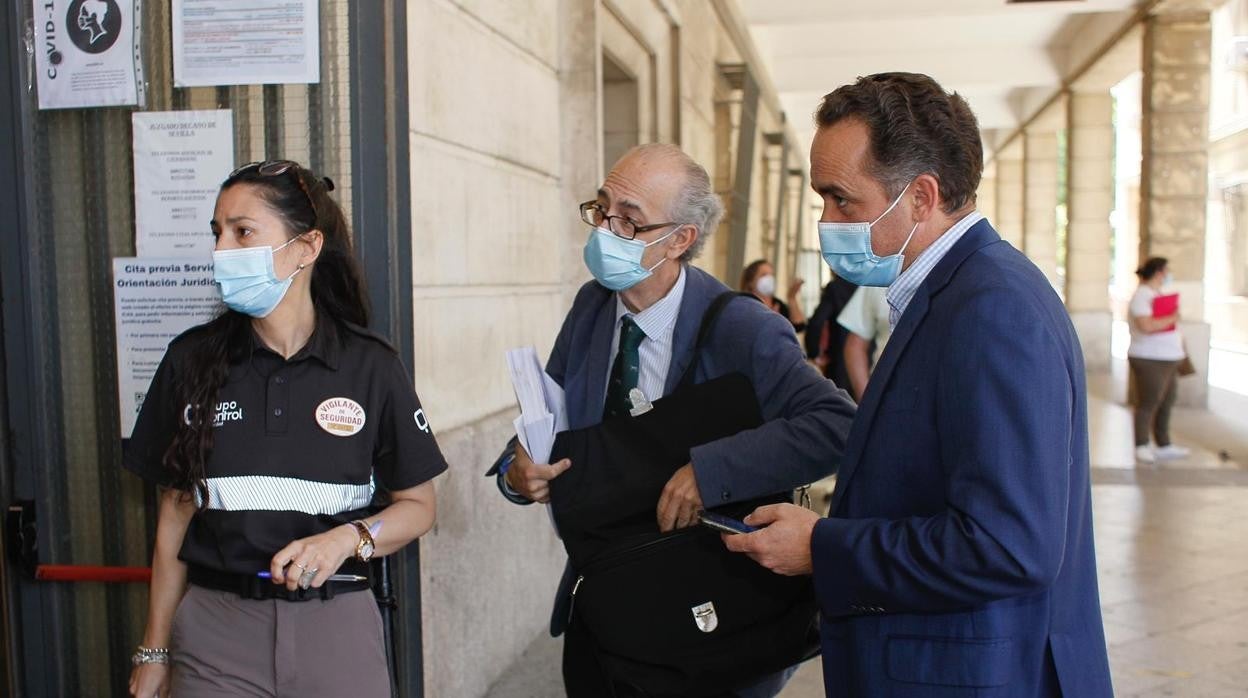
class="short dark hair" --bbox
[1136,256,1168,281]
[815,72,983,214]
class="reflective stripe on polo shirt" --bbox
[196,475,377,515]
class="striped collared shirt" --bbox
[886,211,984,329]
[607,265,687,403]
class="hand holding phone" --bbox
[699,511,757,535]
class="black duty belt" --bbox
[188,563,371,602]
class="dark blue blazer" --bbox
[811,220,1113,697]
[505,265,856,635]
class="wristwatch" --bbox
[350,520,375,561]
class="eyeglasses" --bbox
[229,160,335,223]
[579,200,678,240]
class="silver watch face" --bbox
[360,540,375,560]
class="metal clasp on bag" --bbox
[797,484,812,510]
[566,575,584,626]
[692,601,718,633]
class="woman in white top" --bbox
[1127,257,1189,463]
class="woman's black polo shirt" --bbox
[123,315,448,575]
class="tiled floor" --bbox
[487,367,1248,697]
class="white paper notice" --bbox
[505,347,567,465]
[34,0,144,110]
[113,258,221,437]
[172,0,320,87]
[133,110,235,257]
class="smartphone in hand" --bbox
[699,511,757,535]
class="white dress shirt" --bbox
[606,266,687,403]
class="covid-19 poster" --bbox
[33,0,145,110]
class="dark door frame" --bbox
[348,3,422,697]
[0,1,73,695]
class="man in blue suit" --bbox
[492,143,857,696]
[726,73,1113,697]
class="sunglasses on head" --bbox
[228,160,336,223]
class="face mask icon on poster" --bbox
[213,236,307,319]
[68,0,121,53]
[818,181,919,288]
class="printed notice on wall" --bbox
[171,0,320,87]
[113,258,221,437]
[34,0,145,109]
[133,110,234,257]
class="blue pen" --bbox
[257,571,368,582]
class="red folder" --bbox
[1152,293,1178,332]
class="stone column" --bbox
[1024,128,1062,291]
[994,141,1025,249]
[978,161,998,224]
[1140,3,1213,406]
[1066,91,1115,372]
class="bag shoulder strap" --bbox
[678,291,762,388]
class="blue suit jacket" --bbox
[811,220,1113,697]
[502,265,857,635]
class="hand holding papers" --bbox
[505,347,567,465]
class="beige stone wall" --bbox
[406,3,571,696]
[405,1,798,695]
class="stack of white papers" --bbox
[505,347,567,464]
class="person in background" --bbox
[1128,256,1190,464]
[125,160,446,698]
[740,259,807,332]
[805,276,859,388]
[837,285,891,402]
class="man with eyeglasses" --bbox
[488,143,856,697]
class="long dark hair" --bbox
[163,162,370,506]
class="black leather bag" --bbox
[549,292,819,697]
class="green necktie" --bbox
[604,316,646,419]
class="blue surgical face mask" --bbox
[212,236,305,318]
[583,225,679,292]
[818,183,918,287]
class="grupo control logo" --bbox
[67,0,122,54]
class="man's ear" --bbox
[667,224,699,259]
[910,173,941,222]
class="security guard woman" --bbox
[125,160,447,697]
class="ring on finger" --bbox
[294,561,308,571]
[298,569,317,590]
